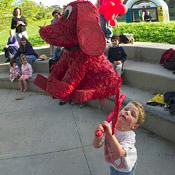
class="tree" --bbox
[0,0,15,30]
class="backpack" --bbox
[163,60,175,70]
[164,92,175,115]
[119,35,129,44]
[160,48,175,70]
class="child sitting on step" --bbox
[107,35,127,77]
[93,101,146,175]
[19,54,32,92]
[9,59,21,82]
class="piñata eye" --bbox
[63,6,72,19]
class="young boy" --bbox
[51,10,61,24]
[108,35,127,76]
[50,10,62,57]
[93,101,146,175]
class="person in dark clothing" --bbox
[50,10,62,57]
[11,7,28,44]
[108,35,127,76]
[49,47,65,73]
[13,37,38,69]
[144,11,152,22]
[97,0,113,43]
[2,29,19,63]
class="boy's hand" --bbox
[114,61,118,65]
[114,61,122,65]
[102,121,112,135]
[95,124,104,138]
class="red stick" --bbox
[96,94,126,137]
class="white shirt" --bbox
[102,130,137,173]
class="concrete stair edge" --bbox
[122,60,175,93]
[0,72,175,143]
[87,94,175,144]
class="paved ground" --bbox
[0,89,175,175]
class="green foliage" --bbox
[113,22,175,44]
[1,19,175,54]
[0,0,54,31]
[19,0,54,22]
[0,0,15,30]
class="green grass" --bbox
[1,19,175,53]
[114,21,175,44]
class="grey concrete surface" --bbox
[123,60,175,93]
[0,89,175,175]
[1,42,175,63]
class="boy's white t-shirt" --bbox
[102,130,137,173]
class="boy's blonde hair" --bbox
[20,54,27,64]
[130,101,146,125]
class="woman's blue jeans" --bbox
[100,14,113,39]
[16,55,38,69]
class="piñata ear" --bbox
[77,2,106,56]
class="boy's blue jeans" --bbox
[110,162,136,175]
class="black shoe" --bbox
[5,58,10,63]
[69,99,75,105]
[80,102,85,108]
[59,101,66,105]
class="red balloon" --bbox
[104,11,114,20]
[103,0,109,4]
[110,19,117,26]
[104,1,115,11]
[115,4,128,15]
[99,5,105,14]
[114,0,123,3]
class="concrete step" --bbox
[116,42,175,64]
[32,59,49,73]
[0,73,48,92]
[1,59,174,94]
[87,85,175,144]
[123,60,175,93]
[0,71,174,143]
[0,46,50,63]
[0,63,9,73]
[0,59,49,73]
[0,44,175,144]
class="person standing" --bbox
[140,11,145,22]
[97,0,113,43]
[93,101,146,175]
[144,11,152,22]
[11,7,28,44]
[50,10,62,57]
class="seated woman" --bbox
[3,29,19,63]
[13,37,38,69]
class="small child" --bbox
[108,35,127,76]
[93,101,146,175]
[9,59,21,82]
[19,54,32,92]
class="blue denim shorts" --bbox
[110,162,137,175]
